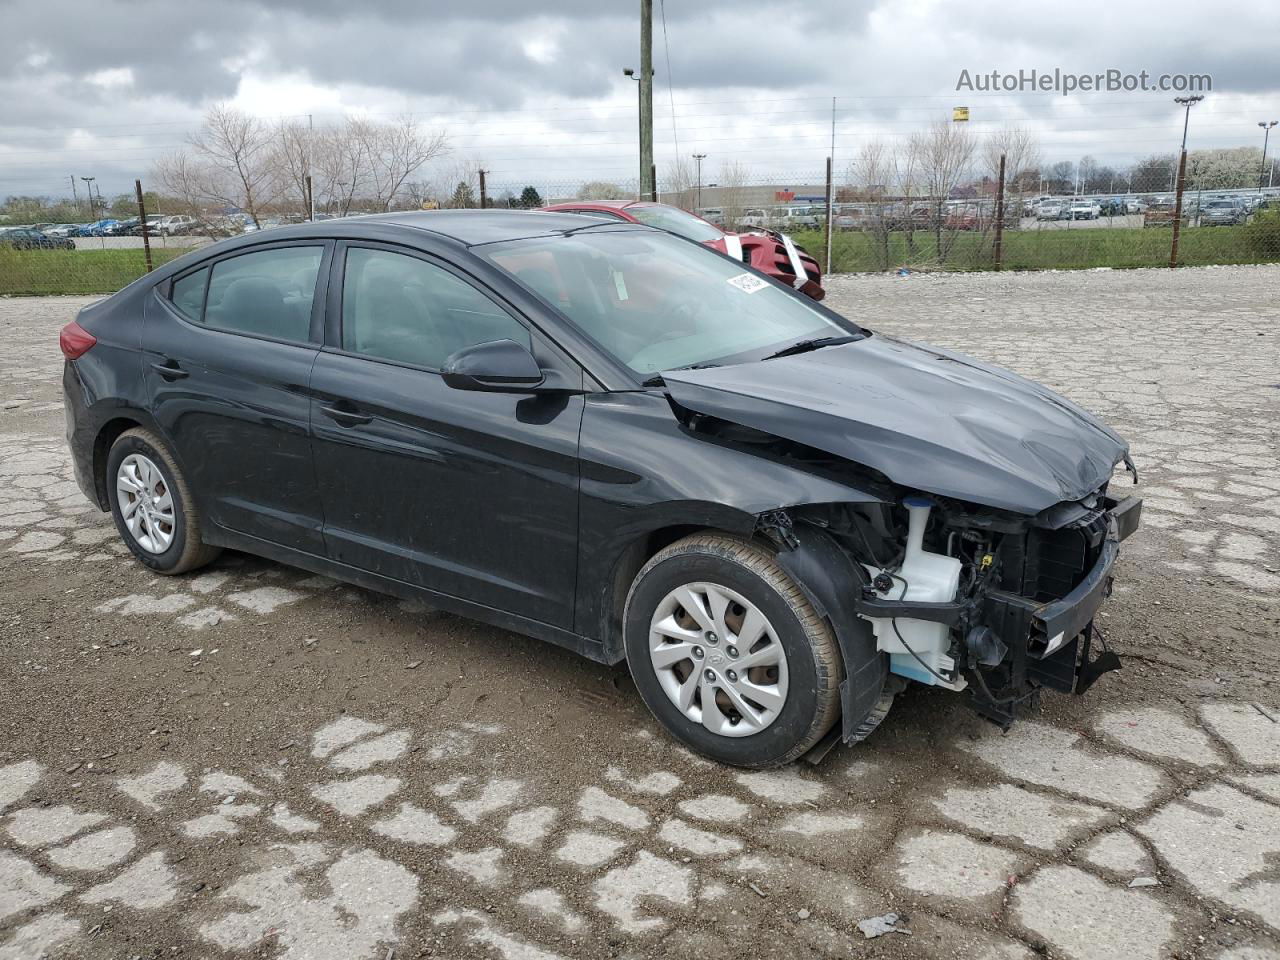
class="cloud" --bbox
[0,0,1276,198]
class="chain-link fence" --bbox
[4,171,1279,296]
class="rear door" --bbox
[307,241,584,628]
[143,241,331,554]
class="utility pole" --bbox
[70,175,79,211]
[307,113,315,221]
[993,154,1007,271]
[1170,95,1202,268]
[825,96,835,273]
[1259,121,1278,192]
[639,0,654,200]
[478,169,488,209]
[693,153,706,210]
[134,179,154,273]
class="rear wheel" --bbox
[623,533,842,767]
[106,428,220,575]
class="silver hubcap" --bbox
[116,454,175,554]
[648,582,789,737]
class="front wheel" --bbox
[623,533,842,767]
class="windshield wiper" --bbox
[761,335,859,361]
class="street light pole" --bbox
[692,153,706,210]
[1259,121,1278,192]
[80,177,95,216]
[1176,95,1203,154]
[624,68,639,199]
[1170,95,1203,269]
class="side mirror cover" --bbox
[441,339,545,393]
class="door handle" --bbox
[150,360,189,380]
[320,404,373,427]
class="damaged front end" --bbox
[799,486,1141,729]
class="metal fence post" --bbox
[992,153,1006,271]
[824,156,834,274]
[1170,149,1188,268]
[134,179,153,274]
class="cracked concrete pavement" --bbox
[1,264,1278,959]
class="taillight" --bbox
[59,320,97,360]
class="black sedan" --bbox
[61,210,1141,767]
[3,227,75,250]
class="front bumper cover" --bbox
[852,495,1142,720]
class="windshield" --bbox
[624,204,723,243]
[479,228,853,376]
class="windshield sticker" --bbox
[726,273,769,294]
[612,270,629,301]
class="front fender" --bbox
[575,390,885,648]
[775,524,888,744]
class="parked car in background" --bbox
[43,223,81,238]
[154,215,198,236]
[1035,201,1066,221]
[1200,199,1248,226]
[75,219,120,237]
[943,205,981,231]
[738,209,770,229]
[1,227,74,250]
[106,217,140,236]
[1069,199,1101,220]
[1143,202,1186,228]
[59,209,1140,767]
[1125,198,1148,214]
[541,200,824,299]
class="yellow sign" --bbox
[420,199,439,210]
[953,106,970,122]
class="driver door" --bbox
[307,242,585,628]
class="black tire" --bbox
[623,533,842,767]
[106,428,220,575]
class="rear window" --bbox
[625,205,723,243]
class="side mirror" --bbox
[441,339,545,393]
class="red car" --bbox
[539,200,824,300]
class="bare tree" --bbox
[352,115,449,211]
[312,118,368,216]
[983,126,1040,187]
[187,104,281,227]
[852,141,894,269]
[911,120,976,260]
[983,125,1040,225]
[152,150,222,238]
[660,157,696,209]
[717,160,752,230]
[274,119,312,213]
[576,181,628,200]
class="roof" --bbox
[541,200,644,210]
[367,208,618,245]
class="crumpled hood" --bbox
[662,335,1129,515]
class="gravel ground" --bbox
[1,265,1279,960]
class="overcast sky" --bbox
[2,0,1278,199]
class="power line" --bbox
[658,0,679,158]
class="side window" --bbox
[170,267,208,322]
[341,247,530,370]
[203,246,323,342]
